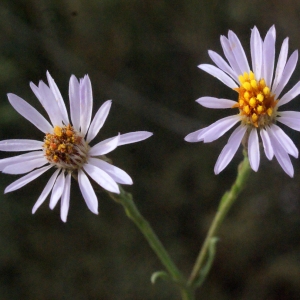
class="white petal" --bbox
[214,125,246,174]
[84,163,119,193]
[46,71,69,125]
[88,157,133,185]
[262,25,276,87]
[184,128,205,142]
[269,25,276,39]
[199,115,240,143]
[80,75,93,135]
[198,64,238,89]
[272,38,289,92]
[208,50,238,81]
[36,81,64,126]
[4,165,52,193]
[277,111,300,131]
[60,173,71,222]
[3,157,48,174]
[248,128,260,172]
[86,100,112,143]
[228,30,250,74]
[69,75,81,131]
[277,118,300,131]
[89,134,120,156]
[260,129,274,160]
[0,139,43,152]
[278,81,300,107]
[49,171,65,209]
[32,169,60,214]
[220,36,242,76]
[196,97,236,109]
[250,26,263,80]
[0,151,44,171]
[273,50,298,97]
[270,124,298,158]
[118,131,153,146]
[7,93,52,133]
[278,111,300,118]
[30,82,42,103]
[78,169,98,214]
[266,126,294,177]
[99,131,153,146]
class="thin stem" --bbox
[108,187,195,300]
[187,153,251,287]
[180,288,195,300]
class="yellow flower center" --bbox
[233,71,278,127]
[43,124,89,170]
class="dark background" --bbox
[1,0,300,299]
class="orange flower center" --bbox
[233,71,278,127]
[43,124,89,170]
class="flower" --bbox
[185,25,300,177]
[0,72,152,222]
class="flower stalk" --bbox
[109,187,195,300]
[188,152,251,287]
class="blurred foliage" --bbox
[0,0,300,299]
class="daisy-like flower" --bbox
[185,25,300,177]
[0,72,152,221]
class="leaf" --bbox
[150,271,170,284]
[195,237,219,288]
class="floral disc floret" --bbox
[43,124,89,170]
[233,71,278,127]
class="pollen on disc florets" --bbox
[43,124,89,170]
[233,71,279,127]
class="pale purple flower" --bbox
[0,72,152,221]
[185,25,300,177]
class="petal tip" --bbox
[214,168,220,175]
[147,132,154,138]
[184,135,197,143]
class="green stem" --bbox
[180,288,195,300]
[109,187,195,300]
[187,153,251,287]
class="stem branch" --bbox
[188,154,251,287]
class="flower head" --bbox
[185,26,300,177]
[0,72,152,221]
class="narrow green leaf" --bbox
[194,237,219,288]
[151,271,170,284]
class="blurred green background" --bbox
[1,0,300,299]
